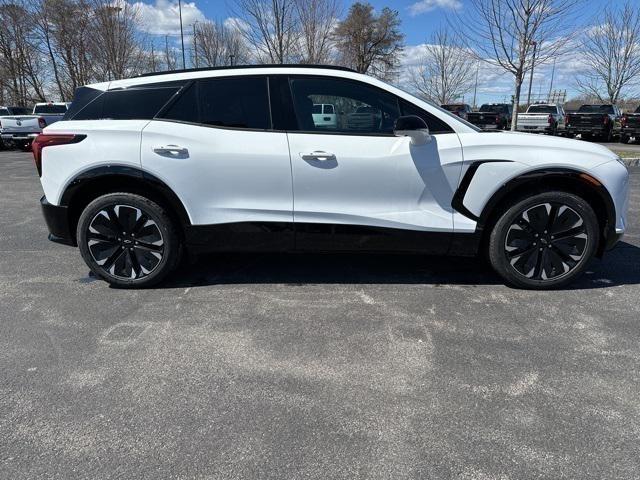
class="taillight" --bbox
[603,115,610,125]
[621,115,627,127]
[38,117,47,129]
[495,116,500,125]
[32,134,86,177]
[566,114,572,126]
[548,114,553,125]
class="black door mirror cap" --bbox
[394,115,431,145]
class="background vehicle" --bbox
[565,104,622,141]
[35,65,628,290]
[441,103,472,120]
[311,103,338,129]
[620,106,640,144]
[467,103,512,130]
[516,104,566,135]
[0,102,69,149]
[1,106,30,148]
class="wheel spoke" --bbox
[552,225,585,242]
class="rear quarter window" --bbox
[70,82,185,121]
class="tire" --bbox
[620,135,630,144]
[488,191,598,290]
[582,133,592,141]
[604,128,613,142]
[77,193,181,288]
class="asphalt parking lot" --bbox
[1,150,639,479]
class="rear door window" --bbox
[161,76,271,129]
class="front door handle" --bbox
[300,151,336,161]
[153,145,189,158]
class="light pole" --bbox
[472,64,479,109]
[178,0,186,69]
[193,21,199,69]
[526,41,538,106]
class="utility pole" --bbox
[547,58,556,102]
[165,35,171,70]
[526,41,538,106]
[229,54,235,66]
[151,44,156,72]
[193,21,198,68]
[472,64,479,109]
[178,0,186,69]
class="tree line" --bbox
[1,0,639,131]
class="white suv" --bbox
[34,65,629,289]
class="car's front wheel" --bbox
[77,193,181,288]
[488,192,598,289]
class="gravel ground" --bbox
[0,150,639,479]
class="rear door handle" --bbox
[300,151,335,161]
[153,145,189,157]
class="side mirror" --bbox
[393,115,431,145]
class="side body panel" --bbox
[41,120,149,205]
[140,120,294,226]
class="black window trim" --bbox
[154,74,274,133]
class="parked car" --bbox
[441,103,472,120]
[311,103,338,129]
[516,104,566,135]
[1,101,69,149]
[565,104,622,141]
[34,65,628,290]
[467,103,512,130]
[620,106,640,144]
[0,106,31,149]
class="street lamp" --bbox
[178,0,186,69]
[526,41,538,106]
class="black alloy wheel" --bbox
[488,191,598,289]
[77,193,180,287]
[504,203,588,281]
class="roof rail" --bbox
[136,64,357,78]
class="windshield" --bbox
[0,108,9,115]
[480,104,507,113]
[34,104,67,114]
[442,104,465,112]
[577,105,613,113]
[527,105,556,114]
[384,81,481,131]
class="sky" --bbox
[132,0,616,105]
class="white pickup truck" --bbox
[516,104,566,135]
[0,102,69,149]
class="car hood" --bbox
[457,131,618,169]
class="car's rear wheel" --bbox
[488,192,598,289]
[77,193,181,288]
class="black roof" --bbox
[137,64,356,78]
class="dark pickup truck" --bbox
[565,104,622,141]
[620,106,640,144]
[467,103,512,130]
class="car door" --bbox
[284,75,463,253]
[141,75,294,250]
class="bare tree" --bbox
[332,2,403,79]
[457,0,578,130]
[294,0,340,64]
[193,20,249,67]
[576,2,640,104]
[89,0,148,80]
[409,28,477,104]
[0,0,47,104]
[232,0,298,64]
[35,0,93,100]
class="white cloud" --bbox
[132,0,205,35]
[408,0,462,16]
